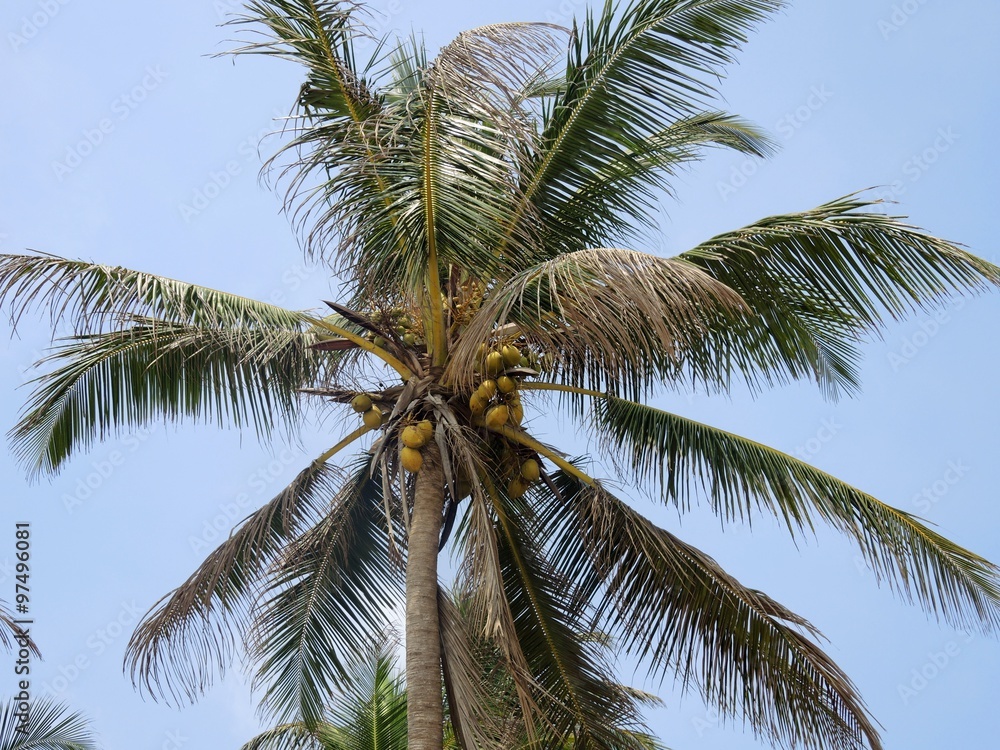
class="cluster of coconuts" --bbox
[399,419,436,473]
[470,342,541,498]
[351,393,386,429]
[365,307,424,349]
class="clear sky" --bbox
[1,1,998,748]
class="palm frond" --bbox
[12,320,328,476]
[678,194,1000,397]
[546,474,881,750]
[126,459,346,705]
[0,600,38,657]
[488,483,654,749]
[542,112,774,256]
[450,248,745,400]
[251,463,402,727]
[239,722,332,750]
[0,698,98,750]
[0,252,310,335]
[593,396,1000,632]
[503,0,786,254]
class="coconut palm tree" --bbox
[2,1,1000,749]
[0,697,98,750]
[239,626,662,750]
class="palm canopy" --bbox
[3,1,1000,749]
[0,698,98,750]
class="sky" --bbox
[1,0,998,748]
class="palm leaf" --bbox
[593,396,1000,632]
[12,320,327,476]
[545,474,881,750]
[450,248,745,400]
[0,698,98,750]
[126,458,346,704]
[251,463,402,727]
[0,600,38,657]
[678,194,1000,397]
[0,252,309,334]
[503,0,786,254]
[487,482,653,749]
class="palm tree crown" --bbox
[2,2,999,750]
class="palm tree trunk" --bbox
[406,443,445,750]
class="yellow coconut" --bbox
[351,394,373,413]
[401,425,428,449]
[485,405,509,430]
[502,344,522,367]
[520,458,540,482]
[401,446,423,472]
[416,420,434,441]
[510,402,524,425]
[477,380,498,400]
[362,406,383,429]
[496,375,517,394]
[508,477,529,499]
[485,351,504,376]
[469,393,487,416]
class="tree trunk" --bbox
[406,443,445,750]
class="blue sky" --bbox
[1,1,999,748]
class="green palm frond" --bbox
[240,722,333,750]
[592,396,1000,632]
[546,474,880,750]
[0,253,310,334]
[324,636,407,750]
[504,0,786,253]
[251,464,402,727]
[678,195,1000,397]
[126,458,346,705]
[488,484,654,750]
[0,698,98,750]
[543,112,774,255]
[450,248,745,399]
[12,320,329,476]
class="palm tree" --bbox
[0,698,98,750]
[2,1,1000,749]
[239,626,662,750]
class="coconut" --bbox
[373,335,387,348]
[401,446,423,472]
[496,375,517,394]
[403,332,417,346]
[477,380,498,400]
[362,406,383,429]
[485,351,504,376]
[507,477,529,499]
[401,425,428,449]
[502,345,522,367]
[520,458,540,482]
[416,420,434,441]
[485,405,509,430]
[510,402,524,425]
[351,394,373,413]
[469,393,487,416]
